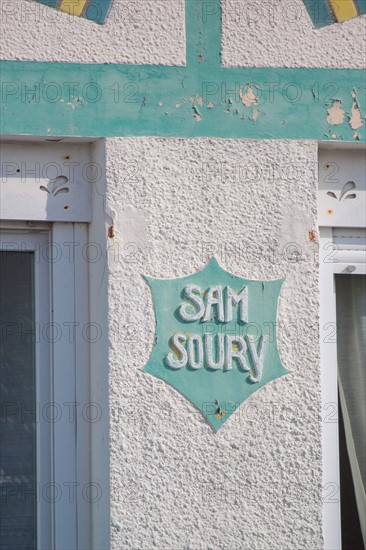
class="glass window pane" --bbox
[335,274,366,549]
[335,274,366,487]
[0,252,37,550]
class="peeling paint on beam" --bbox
[1,62,364,141]
[0,0,364,142]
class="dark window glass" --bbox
[0,252,37,549]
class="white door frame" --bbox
[51,222,91,550]
[0,221,92,550]
[320,227,342,550]
[0,137,110,550]
[320,226,366,550]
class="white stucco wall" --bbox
[106,137,322,549]
[222,0,366,68]
[0,0,186,65]
[0,0,365,67]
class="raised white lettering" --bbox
[178,285,205,322]
[202,286,225,322]
[165,333,188,369]
[246,335,267,383]
[187,334,204,369]
[225,286,248,323]
[204,333,225,370]
[225,335,249,371]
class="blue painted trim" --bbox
[37,0,59,8]
[355,0,366,14]
[302,0,335,27]
[84,0,113,24]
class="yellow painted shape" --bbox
[59,0,88,17]
[329,0,358,22]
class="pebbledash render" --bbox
[0,0,365,549]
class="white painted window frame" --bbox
[320,226,366,550]
[0,220,92,550]
[51,221,91,550]
[0,136,110,550]
[0,226,52,548]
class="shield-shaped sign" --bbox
[143,258,288,431]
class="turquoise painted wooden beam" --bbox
[0,0,364,141]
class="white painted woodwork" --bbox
[318,149,366,228]
[0,142,93,222]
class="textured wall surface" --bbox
[222,0,366,68]
[106,137,322,549]
[0,0,185,65]
[0,0,364,67]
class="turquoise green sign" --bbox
[143,258,288,431]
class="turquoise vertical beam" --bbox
[185,0,221,68]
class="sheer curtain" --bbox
[335,274,366,548]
